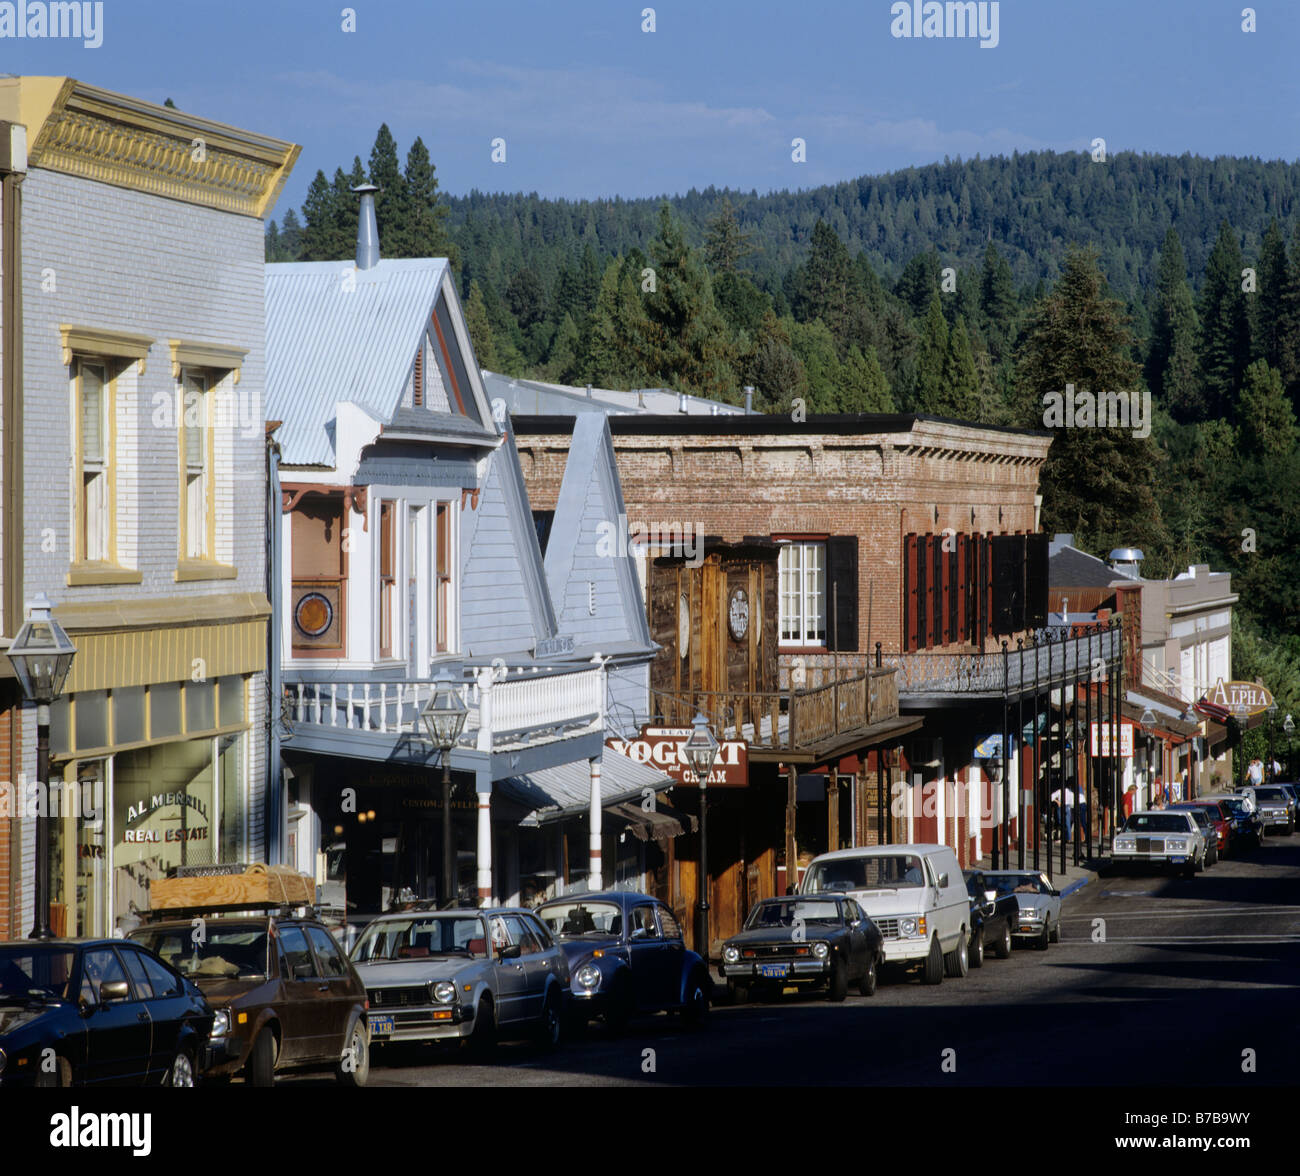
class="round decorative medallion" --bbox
[678,594,690,654]
[295,592,333,638]
[728,587,750,641]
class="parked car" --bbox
[800,844,970,983]
[0,939,212,1087]
[131,911,369,1086]
[1202,794,1264,850]
[1166,803,1221,866]
[350,906,568,1056]
[984,870,1063,950]
[719,894,883,1002]
[1277,783,1300,824]
[962,869,1016,964]
[1110,810,1207,878]
[533,892,709,1031]
[1243,785,1296,834]
[1182,799,1232,858]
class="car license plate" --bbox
[369,1014,395,1036]
[1169,856,1185,864]
[758,964,790,978]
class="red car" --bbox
[1169,802,1229,862]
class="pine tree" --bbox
[836,345,893,413]
[794,220,856,344]
[938,316,981,419]
[1255,219,1299,394]
[895,250,942,319]
[587,258,653,388]
[1146,227,1202,418]
[300,170,344,260]
[703,196,753,274]
[912,293,949,411]
[506,267,547,329]
[368,124,405,253]
[978,243,1017,362]
[1237,359,1297,459]
[545,312,583,384]
[279,208,303,260]
[464,280,500,371]
[1197,220,1252,419]
[1014,246,1166,554]
[402,136,459,267]
[744,311,808,412]
[265,220,281,262]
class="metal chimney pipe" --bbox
[352,182,381,270]
[585,383,593,399]
[678,391,686,412]
[744,385,754,414]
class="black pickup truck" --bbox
[962,869,1017,966]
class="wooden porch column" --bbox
[826,773,839,852]
[786,764,798,894]
[588,756,603,891]
[476,772,493,907]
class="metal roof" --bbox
[483,371,745,417]
[500,750,674,826]
[266,258,449,466]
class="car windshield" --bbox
[744,899,842,929]
[352,916,488,962]
[1253,787,1288,802]
[990,873,1051,896]
[1172,808,1209,827]
[535,901,623,938]
[132,924,269,980]
[1221,799,1249,816]
[0,945,75,1001]
[805,854,926,891]
[1125,813,1193,833]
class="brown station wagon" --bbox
[130,911,370,1086]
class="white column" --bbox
[971,764,982,862]
[588,756,603,890]
[476,773,492,907]
[936,769,946,845]
[476,667,494,753]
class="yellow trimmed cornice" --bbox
[59,324,153,371]
[0,77,299,219]
[169,339,248,384]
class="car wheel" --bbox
[466,996,497,1060]
[681,973,709,1027]
[534,989,562,1051]
[605,977,634,1034]
[1288,819,1295,836]
[921,934,945,985]
[827,957,849,1001]
[163,1048,196,1088]
[1049,920,1060,944]
[335,1019,369,1086]
[969,927,984,969]
[944,930,969,978]
[994,921,1012,959]
[33,1055,72,1087]
[246,1028,276,1088]
[728,981,749,1006]
[1195,849,1206,873]
[1036,923,1050,951]
[858,955,878,997]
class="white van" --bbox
[799,844,971,983]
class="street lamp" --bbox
[1140,707,1157,806]
[6,594,77,939]
[420,666,468,909]
[682,713,720,961]
[1285,714,1295,780]
[1266,702,1278,783]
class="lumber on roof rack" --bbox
[150,863,314,912]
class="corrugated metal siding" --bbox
[65,619,266,693]
[265,259,447,466]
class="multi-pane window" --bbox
[436,501,452,652]
[779,542,826,646]
[379,501,396,657]
[76,359,111,562]
[180,371,211,559]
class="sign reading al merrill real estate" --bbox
[606,727,748,788]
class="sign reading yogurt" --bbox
[606,726,748,788]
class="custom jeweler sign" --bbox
[1205,679,1275,718]
[606,727,748,788]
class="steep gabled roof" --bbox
[543,415,654,658]
[266,258,495,467]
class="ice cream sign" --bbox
[606,726,748,788]
[1206,680,1274,718]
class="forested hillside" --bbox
[266,131,1300,688]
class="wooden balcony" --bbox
[655,666,914,763]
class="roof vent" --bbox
[1108,547,1145,579]
[352,183,380,270]
[743,385,755,414]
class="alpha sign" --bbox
[1207,679,1274,718]
[606,726,748,788]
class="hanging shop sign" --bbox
[1204,679,1274,718]
[1091,720,1135,758]
[606,727,748,788]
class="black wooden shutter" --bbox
[948,539,958,646]
[1025,532,1049,629]
[903,534,915,651]
[932,534,944,647]
[825,537,858,651]
[916,534,929,649]
[991,534,1026,634]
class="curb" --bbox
[1059,875,1093,899]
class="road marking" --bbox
[1100,890,1155,897]
[1064,906,1300,920]
[1060,933,1300,943]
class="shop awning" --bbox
[500,748,675,827]
[604,798,698,843]
[1123,690,1200,739]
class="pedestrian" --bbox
[1270,757,1282,782]
[1122,783,1137,828]
[1050,785,1075,843]
[1246,757,1264,787]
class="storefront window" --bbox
[218,734,242,862]
[186,678,215,733]
[50,694,70,756]
[75,690,108,752]
[75,761,109,938]
[112,687,146,746]
[150,683,181,738]
[219,675,246,727]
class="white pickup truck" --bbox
[800,844,971,983]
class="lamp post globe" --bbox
[420,666,468,909]
[682,713,720,960]
[6,594,77,939]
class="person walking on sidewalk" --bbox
[1050,785,1075,843]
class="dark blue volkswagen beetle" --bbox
[534,891,710,1032]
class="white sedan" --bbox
[984,870,1062,950]
[1109,810,1207,879]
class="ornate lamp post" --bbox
[987,752,1003,869]
[1140,707,1157,806]
[1266,702,1278,783]
[6,594,77,939]
[420,666,468,909]
[682,713,720,961]
[1285,714,1296,780]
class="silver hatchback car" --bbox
[351,906,570,1055]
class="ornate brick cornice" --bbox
[0,77,299,218]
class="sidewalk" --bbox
[972,842,1102,900]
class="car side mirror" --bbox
[499,943,522,960]
[937,873,949,889]
[1049,889,1060,898]
[984,890,998,904]
[100,979,130,1003]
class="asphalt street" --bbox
[284,831,1300,1087]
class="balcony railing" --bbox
[656,666,899,754]
[282,664,604,751]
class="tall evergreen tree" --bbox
[1197,220,1252,419]
[368,124,405,252]
[938,316,981,419]
[794,220,856,345]
[1146,227,1202,418]
[895,250,942,319]
[299,169,342,260]
[703,196,753,274]
[912,293,949,412]
[402,136,458,266]
[1255,219,1299,394]
[278,208,303,260]
[744,311,808,412]
[1237,359,1297,458]
[836,345,893,413]
[978,243,1017,362]
[587,258,652,388]
[464,280,500,371]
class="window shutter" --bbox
[916,534,929,649]
[1025,532,1049,628]
[825,537,858,652]
[932,533,944,647]
[903,533,917,652]
[948,538,958,645]
[413,340,424,408]
[991,534,1026,634]
[81,365,104,463]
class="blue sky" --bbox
[6,0,1299,222]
